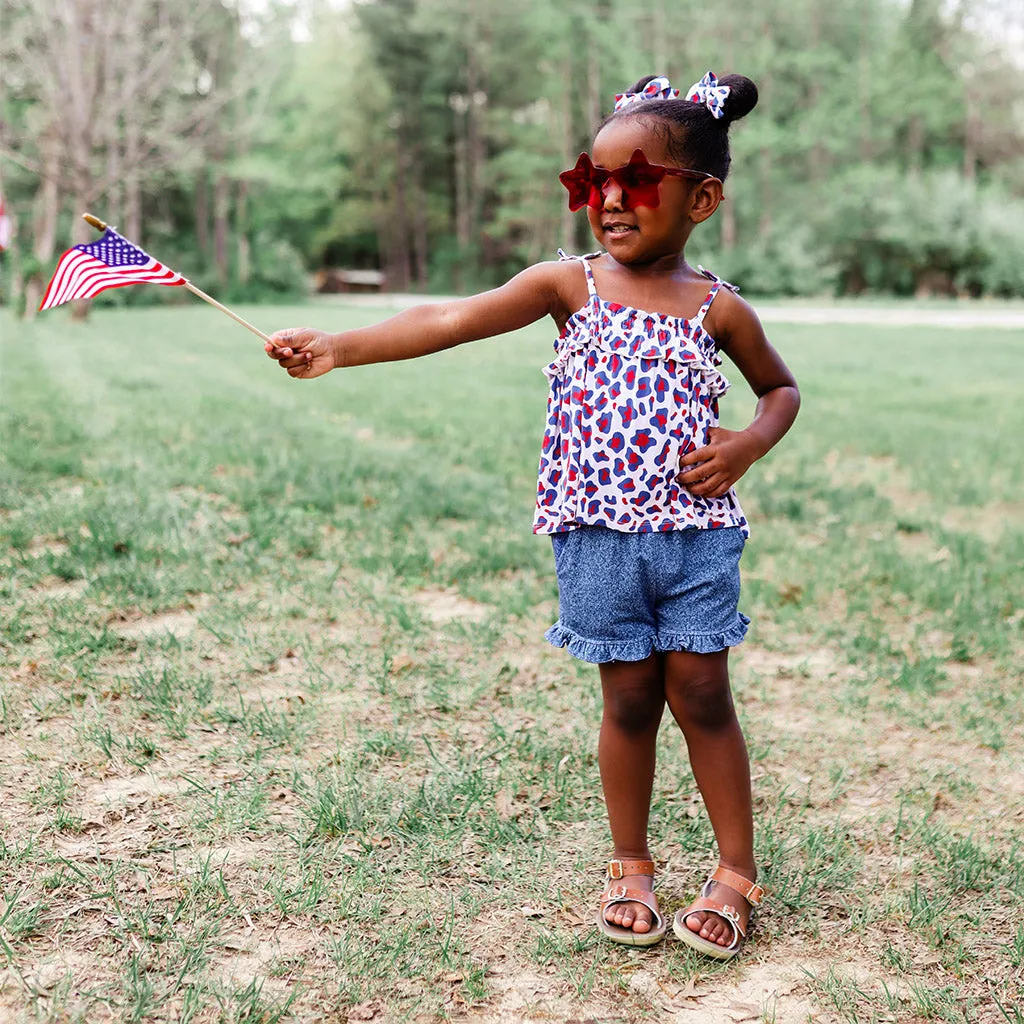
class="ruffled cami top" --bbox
[532,250,750,538]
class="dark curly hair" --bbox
[599,73,758,181]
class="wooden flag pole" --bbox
[82,213,275,345]
[179,281,274,345]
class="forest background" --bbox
[2,0,1024,313]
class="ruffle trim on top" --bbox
[533,513,749,538]
[656,614,751,654]
[545,614,751,663]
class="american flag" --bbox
[39,228,184,310]
[0,193,12,252]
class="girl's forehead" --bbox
[593,117,676,166]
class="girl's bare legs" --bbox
[597,654,665,933]
[663,648,757,946]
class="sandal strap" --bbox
[708,865,765,907]
[606,859,655,880]
[600,886,664,930]
[681,895,745,947]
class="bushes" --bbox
[719,169,1024,298]
[712,223,838,297]
[819,168,1024,297]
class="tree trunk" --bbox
[907,115,924,175]
[558,62,574,250]
[389,131,412,292]
[721,197,736,251]
[23,134,61,319]
[859,2,873,156]
[195,167,210,260]
[214,171,230,289]
[963,87,977,183]
[124,118,142,243]
[70,181,92,321]
[452,99,470,292]
[808,4,824,182]
[465,22,486,251]
[236,177,251,287]
[650,0,666,73]
[586,27,601,134]
[720,30,736,250]
[758,75,772,238]
[105,127,122,226]
[411,145,429,290]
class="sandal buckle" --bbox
[606,885,628,900]
[607,860,624,880]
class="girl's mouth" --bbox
[603,223,636,238]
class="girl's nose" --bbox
[601,179,626,210]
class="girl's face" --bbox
[588,117,705,265]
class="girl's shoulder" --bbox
[542,254,599,328]
[701,283,766,351]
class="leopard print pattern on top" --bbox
[533,251,749,538]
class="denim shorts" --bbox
[545,526,750,664]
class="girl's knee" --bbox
[603,688,664,734]
[599,659,665,734]
[665,658,736,731]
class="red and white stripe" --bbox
[39,250,184,311]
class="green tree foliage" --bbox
[2,0,1023,302]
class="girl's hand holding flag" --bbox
[265,328,335,378]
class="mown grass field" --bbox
[1,301,1022,1024]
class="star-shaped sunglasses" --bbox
[558,149,714,211]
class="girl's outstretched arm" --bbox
[266,263,564,378]
[677,292,800,499]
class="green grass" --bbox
[0,301,1021,1022]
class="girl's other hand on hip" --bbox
[677,427,761,499]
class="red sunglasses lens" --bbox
[619,165,664,190]
[586,169,611,209]
[560,151,671,211]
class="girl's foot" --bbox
[597,858,667,946]
[602,870,656,933]
[679,864,763,950]
[684,879,750,945]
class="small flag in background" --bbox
[0,194,12,252]
[39,228,184,310]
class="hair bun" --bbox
[718,74,758,125]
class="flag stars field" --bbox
[38,228,184,311]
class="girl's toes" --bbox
[686,911,704,934]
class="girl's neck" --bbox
[603,249,691,276]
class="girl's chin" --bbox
[599,230,644,255]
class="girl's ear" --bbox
[688,178,724,224]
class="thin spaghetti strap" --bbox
[692,281,721,327]
[581,256,598,298]
[693,265,739,327]
[557,249,600,298]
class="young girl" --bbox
[267,71,799,960]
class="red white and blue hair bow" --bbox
[613,76,680,112]
[686,71,730,119]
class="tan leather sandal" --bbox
[672,865,764,960]
[597,858,667,947]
